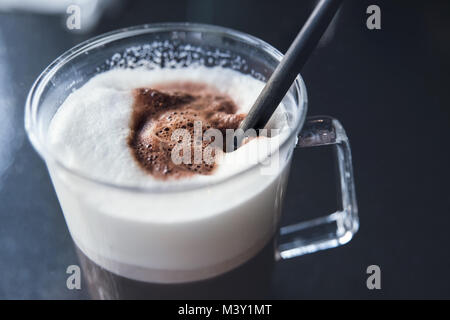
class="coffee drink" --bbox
[47,66,292,298]
[27,25,358,300]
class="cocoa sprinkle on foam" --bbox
[127,81,245,180]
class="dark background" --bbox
[0,0,449,299]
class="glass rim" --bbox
[24,22,308,194]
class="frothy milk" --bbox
[47,66,295,283]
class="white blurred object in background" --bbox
[0,0,118,32]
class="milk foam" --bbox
[48,66,290,187]
[46,66,296,283]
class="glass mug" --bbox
[25,23,358,299]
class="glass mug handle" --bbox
[276,116,359,260]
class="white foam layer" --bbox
[48,66,290,188]
[46,66,296,282]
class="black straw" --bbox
[238,0,343,132]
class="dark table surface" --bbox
[0,0,449,299]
